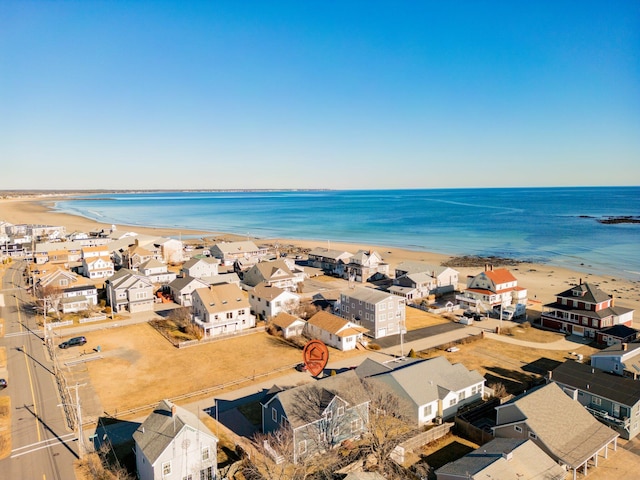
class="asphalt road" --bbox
[0,261,79,480]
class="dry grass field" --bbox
[419,329,599,394]
[72,324,363,414]
[405,307,450,330]
[0,396,10,459]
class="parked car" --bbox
[59,336,87,349]
[0,378,6,388]
[295,363,308,372]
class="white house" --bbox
[209,240,270,266]
[81,256,115,279]
[270,312,306,339]
[241,259,305,292]
[181,257,220,280]
[138,259,177,284]
[105,269,155,313]
[344,250,389,283]
[191,283,256,338]
[154,237,184,264]
[305,311,368,351]
[60,284,98,314]
[458,265,527,311]
[168,276,209,307]
[133,399,217,480]
[249,283,300,320]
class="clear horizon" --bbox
[2,1,639,190]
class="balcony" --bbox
[585,406,630,431]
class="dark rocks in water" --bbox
[443,255,522,268]
[597,216,640,225]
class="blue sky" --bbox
[1,1,639,190]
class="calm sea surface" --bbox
[55,187,640,280]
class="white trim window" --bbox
[298,440,307,455]
[514,425,523,433]
[162,461,172,476]
[202,446,210,461]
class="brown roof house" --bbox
[270,312,306,339]
[305,311,368,351]
[458,265,527,312]
[191,283,255,338]
[493,382,619,480]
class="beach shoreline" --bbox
[1,195,639,314]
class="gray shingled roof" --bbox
[343,287,394,303]
[498,383,618,468]
[551,360,640,407]
[435,438,566,480]
[133,400,216,465]
[266,370,369,429]
[555,282,612,304]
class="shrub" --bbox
[368,343,381,351]
[408,348,417,358]
[104,306,112,314]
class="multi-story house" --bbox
[242,259,304,292]
[105,269,155,313]
[340,287,405,339]
[307,247,353,276]
[209,240,270,266]
[261,370,370,464]
[138,259,177,284]
[60,284,98,314]
[549,360,640,439]
[191,283,255,338]
[458,265,527,311]
[82,255,115,279]
[134,400,217,480]
[540,281,634,339]
[249,283,300,320]
[493,383,619,480]
[590,342,640,379]
[181,257,220,281]
[167,275,209,307]
[394,262,459,294]
[362,356,485,425]
[343,250,389,283]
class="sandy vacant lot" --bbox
[59,323,364,415]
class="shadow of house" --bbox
[522,357,563,375]
[93,416,141,476]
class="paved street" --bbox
[0,261,79,480]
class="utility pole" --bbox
[68,383,87,458]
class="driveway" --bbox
[374,322,465,348]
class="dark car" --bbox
[59,336,87,349]
[0,379,6,389]
[295,363,308,372]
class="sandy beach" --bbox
[1,195,639,315]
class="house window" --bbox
[593,397,602,406]
[162,461,172,476]
[272,407,278,422]
[332,426,340,437]
[514,425,523,433]
[202,446,210,461]
[351,418,362,433]
[227,312,233,319]
[458,391,466,401]
[337,406,345,417]
[423,405,432,417]
[325,410,333,421]
[449,398,457,407]
[199,466,213,480]
[529,431,537,440]
[183,475,193,480]
[298,440,307,455]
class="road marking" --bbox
[4,331,33,338]
[11,433,76,452]
[14,266,43,443]
[10,435,76,458]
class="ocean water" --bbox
[54,187,640,280]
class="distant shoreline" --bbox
[1,193,639,317]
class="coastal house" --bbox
[435,438,566,480]
[457,265,527,312]
[394,262,459,294]
[362,356,485,426]
[153,237,184,264]
[181,257,220,281]
[81,255,115,280]
[241,259,305,292]
[249,283,300,320]
[343,250,389,283]
[34,241,83,265]
[596,324,639,346]
[307,247,353,277]
[133,399,217,480]
[138,258,177,284]
[540,281,634,338]
[549,360,640,440]
[60,284,98,314]
[305,311,368,351]
[590,342,640,379]
[340,287,406,339]
[209,240,270,266]
[116,240,162,270]
[167,275,209,307]
[261,370,370,464]
[36,267,79,291]
[493,382,619,480]
[269,312,306,339]
[191,283,255,338]
[105,269,155,313]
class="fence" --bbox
[176,325,267,349]
[390,422,454,464]
[79,314,107,324]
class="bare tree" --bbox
[34,283,63,321]
[168,306,192,330]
